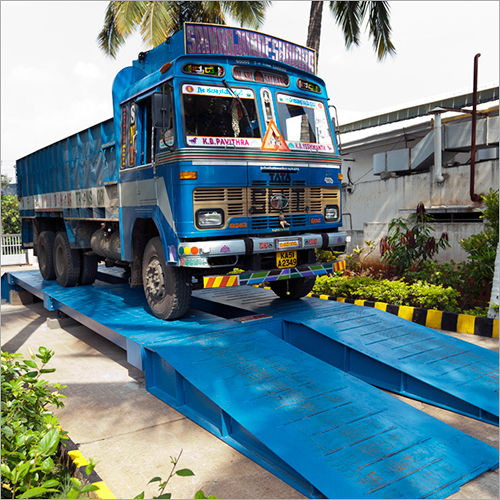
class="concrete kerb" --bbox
[308,292,499,338]
[58,434,115,499]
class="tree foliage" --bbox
[306,1,395,63]
[1,175,20,235]
[1,195,21,235]
[98,1,270,58]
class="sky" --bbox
[1,1,499,180]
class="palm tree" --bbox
[98,1,270,58]
[306,1,395,65]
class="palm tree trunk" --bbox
[306,1,324,56]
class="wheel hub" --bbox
[146,258,166,300]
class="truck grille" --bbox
[193,187,246,218]
[193,186,340,228]
[250,187,306,214]
[251,215,308,230]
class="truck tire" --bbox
[53,231,81,287]
[80,251,98,285]
[38,231,56,280]
[142,237,191,320]
[269,277,316,300]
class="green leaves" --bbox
[1,346,76,499]
[380,206,450,274]
[37,429,60,456]
[175,468,195,477]
[136,450,215,499]
[195,489,217,499]
[18,486,59,498]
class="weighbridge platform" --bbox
[2,269,498,499]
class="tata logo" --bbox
[324,175,333,184]
[269,172,291,183]
[270,194,289,210]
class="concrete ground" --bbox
[1,263,499,499]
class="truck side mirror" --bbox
[152,92,171,129]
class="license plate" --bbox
[275,238,301,251]
[276,251,297,269]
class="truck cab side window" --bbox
[136,98,152,165]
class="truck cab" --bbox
[18,23,346,320]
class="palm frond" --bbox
[139,1,175,47]
[221,1,271,29]
[367,1,396,59]
[114,1,147,37]
[97,1,125,58]
[200,1,226,25]
[329,1,362,48]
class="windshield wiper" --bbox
[222,79,255,138]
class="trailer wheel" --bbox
[53,231,81,287]
[38,231,56,280]
[142,237,191,320]
[80,251,98,285]
[269,277,316,300]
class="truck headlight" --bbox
[196,209,224,228]
[324,204,339,221]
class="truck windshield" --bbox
[182,84,261,147]
[277,93,334,153]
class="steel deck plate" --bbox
[193,287,499,424]
[2,270,499,498]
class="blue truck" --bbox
[17,23,347,319]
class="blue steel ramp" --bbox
[2,270,499,498]
[144,325,498,499]
[192,287,499,425]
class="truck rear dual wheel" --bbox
[38,231,56,280]
[54,231,81,287]
[270,277,316,299]
[142,237,192,320]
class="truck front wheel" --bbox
[53,231,81,287]
[38,231,56,280]
[142,237,191,320]
[269,277,316,300]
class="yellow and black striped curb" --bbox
[309,293,499,338]
[59,437,115,499]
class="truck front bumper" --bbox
[177,231,348,268]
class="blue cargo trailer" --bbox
[17,23,347,319]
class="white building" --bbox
[338,87,499,263]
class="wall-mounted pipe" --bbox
[432,110,445,183]
[470,53,482,202]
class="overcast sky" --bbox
[1,1,499,180]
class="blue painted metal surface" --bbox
[2,269,499,499]
[192,286,499,425]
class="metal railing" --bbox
[1,234,22,255]
[1,234,30,265]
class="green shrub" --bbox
[460,188,499,287]
[314,275,460,312]
[380,203,450,274]
[408,280,460,311]
[1,347,97,499]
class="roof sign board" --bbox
[184,22,316,74]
